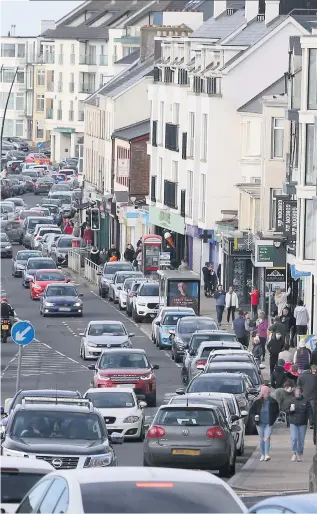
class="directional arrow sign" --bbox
[11,320,35,346]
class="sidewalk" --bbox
[229,424,314,493]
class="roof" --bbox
[85,387,136,394]
[88,320,124,325]
[99,348,146,354]
[41,26,108,40]
[199,341,242,348]
[191,8,246,39]
[194,372,246,379]
[1,457,54,471]
[224,15,287,46]
[113,191,129,203]
[291,14,317,32]
[112,120,150,142]
[207,361,255,367]
[115,49,140,65]
[238,76,285,112]
[159,402,219,410]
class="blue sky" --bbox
[1,0,84,36]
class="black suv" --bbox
[1,397,123,468]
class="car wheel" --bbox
[119,301,124,310]
[237,436,244,456]
[171,348,175,360]
[126,307,132,317]
[143,457,150,467]
[108,292,113,301]
[146,392,156,408]
[132,309,141,323]
[81,346,87,360]
[174,352,182,364]
[99,287,105,298]
[136,423,145,442]
[218,454,234,478]
[22,280,26,288]
[158,336,164,350]
[30,291,34,300]
[114,297,118,304]
[181,367,189,385]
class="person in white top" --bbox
[293,299,310,336]
[274,287,291,317]
[225,286,239,324]
[278,343,295,363]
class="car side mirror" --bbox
[152,364,159,370]
[88,364,96,370]
[139,401,147,409]
[231,414,239,422]
[240,410,248,418]
[155,321,160,326]
[109,432,124,444]
[0,407,4,415]
[79,293,83,297]
[128,333,134,337]
[175,388,185,395]
[247,388,258,396]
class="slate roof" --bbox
[112,120,150,141]
[291,14,317,31]
[115,49,140,65]
[41,26,108,40]
[238,76,285,113]
[191,8,246,39]
[99,56,154,98]
[224,15,287,46]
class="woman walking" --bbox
[287,386,313,461]
[256,311,268,363]
[250,385,279,462]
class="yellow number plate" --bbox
[172,449,200,456]
[1,325,9,330]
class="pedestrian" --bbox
[267,332,284,375]
[278,342,294,363]
[202,262,211,297]
[208,264,218,295]
[232,310,249,348]
[90,246,100,265]
[249,286,260,319]
[293,341,311,372]
[178,258,189,271]
[269,316,287,338]
[136,249,142,270]
[281,307,293,345]
[225,286,239,323]
[275,379,296,423]
[294,299,310,337]
[64,220,73,235]
[274,287,291,317]
[287,386,313,461]
[297,364,317,428]
[245,312,256,347]
[256,311,269,363]
[271,359,288,389]
[107,243,120,261]
[214,285,226,326]
[83,225,93,246]
[124,244,135,263]
[250,385,279,462]
[136,237,142,249]
[99,248,108,266]
[252,335,263,368]
[311,345,317,366]
[109,255,118,262]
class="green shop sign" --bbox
[257,245,274,262]
[149,206,185,234]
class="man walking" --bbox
[214,285,226,326]
[225,286,239,323]
[294,299,310,337]
[232,310,249,348]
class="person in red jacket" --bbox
[250,286,260,319]
[64,221,73,235]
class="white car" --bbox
[79,320,134,360]
[31,226,61,250]
[118,277,140,310]
[14,467,247,514]
[132,281,160,322]
[108,271,144,303]
[1,456,53,513]
[151,306,196,344]
[39,232,62,256]
[84,387,146,441]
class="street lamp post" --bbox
[0,66,19,169]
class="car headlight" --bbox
[121,341,132,348]
[84,453,112,467]
[44,302,54,307]
[73,302,82,307]
[17,264,25,270]
[97,374,111,381]
[5,246,12,250]
[2,448,28,457]
[87,342,97,347]
[34,285,42,290]
[138,303,146,307]
[123,416,139,423]
[140,373,152,380]
[25,274,33,279]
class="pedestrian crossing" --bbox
[1,341,90,379]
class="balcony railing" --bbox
[44,54,55,64]
[152,121,157,147]
[154,67,162,82]
[69,110,74,121]
[78,111,84,121]
[206,76,221,95]
[57,81,63,92]
[69,82,74,93]
[164,180,178,209]
[178,68,189,86]
[46,109,53,119]
[79,84,95,94]
[79,55,96,65]
[58,54,63,65]
[164,67,174,84]
[99,55,108,65]
[70,54,75,64]
[57,109,62,120]
[47,81,54,92]
[165,123,179,152]
[151,176,156,202]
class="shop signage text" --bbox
[276,196,297,242]
[265,267,286,283]
[258,245,274,262]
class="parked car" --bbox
[39,232,62,256]
[250,493,317,513]
[132,281,160,322]
[98,262,133,298]
[2,220,23,243]
[22,216,53,247]
[51,235,86,266]
[125,278,149,316]
[155,310,196,351]
[30,224,60,250]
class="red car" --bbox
[16,209,44,223]
[29,269,71,300]
[89,348,159,407]
[25,153,51,165]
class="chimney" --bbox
[245,0,259,22]
[265,0,280,24]
[213,0,227,19]
[10,25,16,36]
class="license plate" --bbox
[1,325,8,330]
[116,384,134,388]
[59,307,71,312]
[172,449,200,456]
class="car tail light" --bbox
[195,359,206,368]
[147,426,166,438]
[206,427,225,439]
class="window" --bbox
[3,119,14,136]
[201,113,207,160]
[4,92,15,110]
[1,44,15,57]
[308,49,317,110]
[159,101,164,145]
[271,118,284,159]
[113,45,117,62]
[16,479,53,513]
[172,160,178,183]
[37,70,45,86]
[2,68,15,83]
[304,199,316,260]
[16,71,24,84]
[16,120,23,137]
[16,93,24,110]
[17,44,25,57]
[36,94,44,112]
[200,173,206,221]
[187,169,193,217]
[157,157,163,202]
[36,123,44,139]
[269,188,282,230]
[173,103,180,125]
[188,112,195,157]
[305,124,316,185]
[37,479,67,513]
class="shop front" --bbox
[95,198,110,251]
[149,206,185,268]
[222,234,253,308]
[186,225,216,275]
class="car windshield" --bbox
[116,273,140,284]
[27,171,39,178]
[86,392,135,409]
[88,323,126,336]
[201,348,219,358]
[51,195,71,203]
[169,397,225,415]
[36,272,65,281]
[0,233,9,242]
[191,334,237,350]
[46,286,77,297]
[2,204,14,212]
[207,366,260,386]
[139,284,159,296]
[80,482,244,513]
[99,353,149,369]
[1,472,47,504]
[43,205,58,213]
[39,228,60,236]
[10,411,104,440]
[123,279,134,291]
[16,251,41,261]
[188,377,244,394]
[211,355,250,363]
[20,212,40,220]
[162,314,189,326]
[103,263,132,275]
[28,219,52,230]
[179,319,217,334]
[57,238,73,248]
[53,184,71,191]
[155,407,216,426]
[27,260,55,270]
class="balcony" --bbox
[57,109,62,120]
[164,67,175,84]
[165,123,179,152]
[57,82,63,93]
[46,109,53,119]
[69,82,74,93]
[79,83,95,94]
[206,77,221,95]
[151,176,156,202]
[99,55,108,65]
[164,180,178,209]
[153,67,162,82]
[78,111,84,121]
[152,121,157,147]
[79,55,96,65]
[70,54,75,64]
[178,68,189,86]
[44,54,55,64]
[47,81,54,92]
[69,110,74,121]
[58,54,63,65]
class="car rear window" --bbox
[201,348,216,358]
[155,407,217,426]
[206,366,260,386]
[103,263,132,275]
[188,377,244,395]
[57,238,73,248]
[139,284,159,296]
[36,271,64,281]
[80,482,244,513]
[1,472,47,504]
[27,260,55,270]
[179,319,217,334]
[116,273,141,284]
[28,218,52,230]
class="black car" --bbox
[7,178,23,195]
[59,158,77,170]
[203,361,262,391]
[40,283,83,317]
[3,388,82,417]
[98,262,133,298]
[0,232,12,258]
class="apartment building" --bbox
[32,64,46,143]
[147,0,315,288]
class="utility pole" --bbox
[0,66,19,169]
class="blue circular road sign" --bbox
[11,320,35,346]
[37,142,44,149]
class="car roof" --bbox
[194,372,244,380]
[193,330,233,335]
[13,403,96,414]
[27,257,54,261]
[1,456,54,472]
[35,269,63,274]
[115,271,142,275]
[85,387,135,395]
[162,311,195,316]
[250,494,317,512]
[178,392,235,401]
[199,341,241,349]
[100,348,146,355]
[161,307,194,312]
[158,403,219,411]
[17,389,81,397]
[88,320,123,326]
[208,361,255,368]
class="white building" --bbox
[147,0,314,285]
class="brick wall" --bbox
[129,135,150,198]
